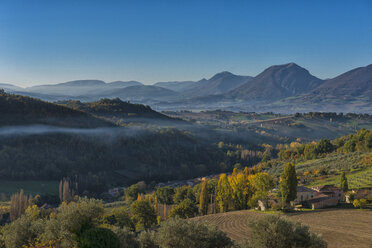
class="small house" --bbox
[312,185,343,202]
[294,186,316,204]
[303,194,339,209]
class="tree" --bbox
[42,198,104,247]
[130,200,157,230]
[280,163,298,208]
[2,215,44,248]
[229,172,250,210]
[155,218,232,248]
[241,215,327,248]
[155,186,175,205]
[169,199,198,219]
[125,184,143,203]
[173,186,195,204]
[10,189,31,221]
[102,207,134,230]
[250,172,275,207]
[340,172,348,193]
[315,139,334,155]
[216,174,231,213]
[199,179,209,215]
[77,227,120,248]
[111,226,140,248]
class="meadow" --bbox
[0,180,58,197]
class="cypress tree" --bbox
[340,171,348,193]
[280,163,298,208]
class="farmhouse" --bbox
[294,185,342,209]
[303,194,339,209]
[294,186,316,204]
[312,185,343,201]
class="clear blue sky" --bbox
[0,0,371,87]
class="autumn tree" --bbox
[10,189,31,221]
[216,174,231,213]
[280,163,298,208]
[59,179,74,203]
[229,171,250,210]
[199,179,209,215]
[250,172,275,207]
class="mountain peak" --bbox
[210,71,234,80]
[228,63,324,100]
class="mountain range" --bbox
[2,63,371,113]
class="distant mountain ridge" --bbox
[227,63,324,100]
[1,63,371,113]
[181,71,252,98]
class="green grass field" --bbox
[0,180,59,197]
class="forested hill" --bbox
[0,90,113,128]
[59,98,174,122]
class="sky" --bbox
[0,0,371,87]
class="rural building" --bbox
[294,186,316,204]
[294,185,341,209]
[312,185,343,202]
[303,194,339,209]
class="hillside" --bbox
[60,98,173,122]
[271,64,372,113]
[227,63,324,101]
[0,90,112,128]
[0,91,231,193]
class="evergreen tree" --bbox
[340,171,348,193]
[280,163,298,208]
[199,179,209,215]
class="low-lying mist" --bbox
[0,124,146,138]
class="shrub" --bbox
[2,215,44,248]
[242,215,327,248]
[137,231,159,248]
[77,227,120,248]
[111,226,140,248]
[155,218,232,248]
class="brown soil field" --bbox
[192,209,372,248]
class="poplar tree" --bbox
[216,174,231,213]
[280,163,298,208]
[199,179,209,215]
[10,189,30,221]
